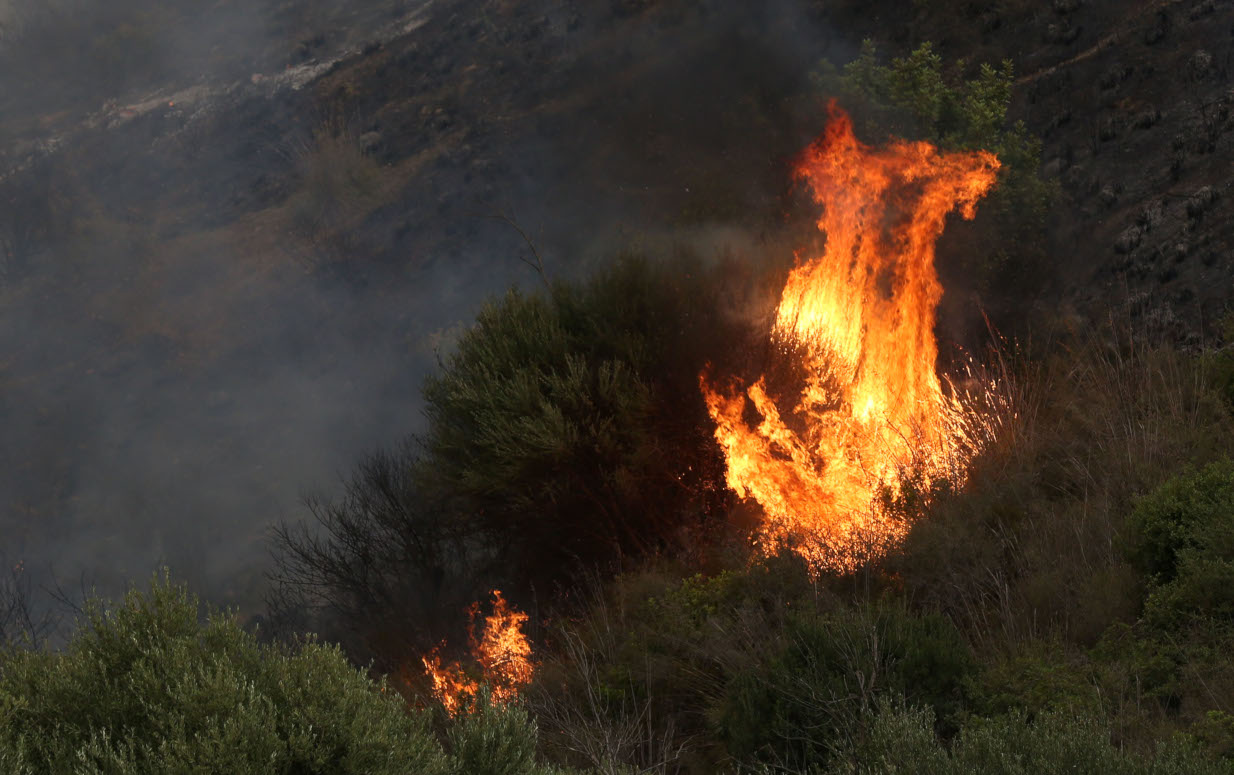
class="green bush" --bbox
[420,255,738,591]
[967,641,1101,718]
[0,573,448,774]
[717,606,973,770]
[835,699,1230,775]
[0,574,568,775]
[1124,459,1234,628]
[446,690,566,775]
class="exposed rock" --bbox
[1189,49,1214,80]
[1115,224,1144,253]
[357,131,382,154]
[1098,117,1118,141]
[1186,186,1218,218]
[1190,0,1217,20]
[1132,109,1162,130]
[1137,201,1165,229]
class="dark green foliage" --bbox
[0,574,567,775]
[1124,460,1234,628]
[0,573,448,775]
[421,255,737,591]
[718,606,973,770]
[446,690,561,775]
[966,642,1101,718]
[834,700,1230,775]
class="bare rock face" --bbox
[981,0,1234,338]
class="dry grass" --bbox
[889,318,1233,649]
[285,120,385,252]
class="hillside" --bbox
[2,1,1234,771]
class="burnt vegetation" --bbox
[5,1,1234,773]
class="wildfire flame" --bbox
[702,104,1001,571]
[422,590,534,714]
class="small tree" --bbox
[419,255,736,594]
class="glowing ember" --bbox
[702,104,1001,571]
[422,590,534,714]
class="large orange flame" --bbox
[422,590,534,714]
[702,104,1001,571]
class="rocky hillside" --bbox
[0,0,1229,613]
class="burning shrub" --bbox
[701,104,1003,573]
[423,591,535,715]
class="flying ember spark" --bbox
[701,103,1001,572]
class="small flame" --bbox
[702,103,1002,572]
[422,590,534,714]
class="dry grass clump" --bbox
[286,121,385,249]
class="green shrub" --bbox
[836,699,1230,775]
[446,690,566,775]
[0,573,448,774]
[967,641,1101,718]
[1124,460,1234,628]
[1191,710,1234,760]
[717,606,973,770]
[421,255,739,591]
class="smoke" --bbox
[0,0,853,625]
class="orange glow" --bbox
[422,590,534,714]
[702,104,1001,572]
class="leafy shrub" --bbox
[837,699,1229,775]
[289,123,384,244]
[1124,459,1234,628]
[0,573,566,775]
[1190,710,1234,760]
[0,573,448,775]
[717,606,974,770]
[420,255,740,592]
[967,641,1101,718]
[446,689,565,775]
[885,329,1233,646]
